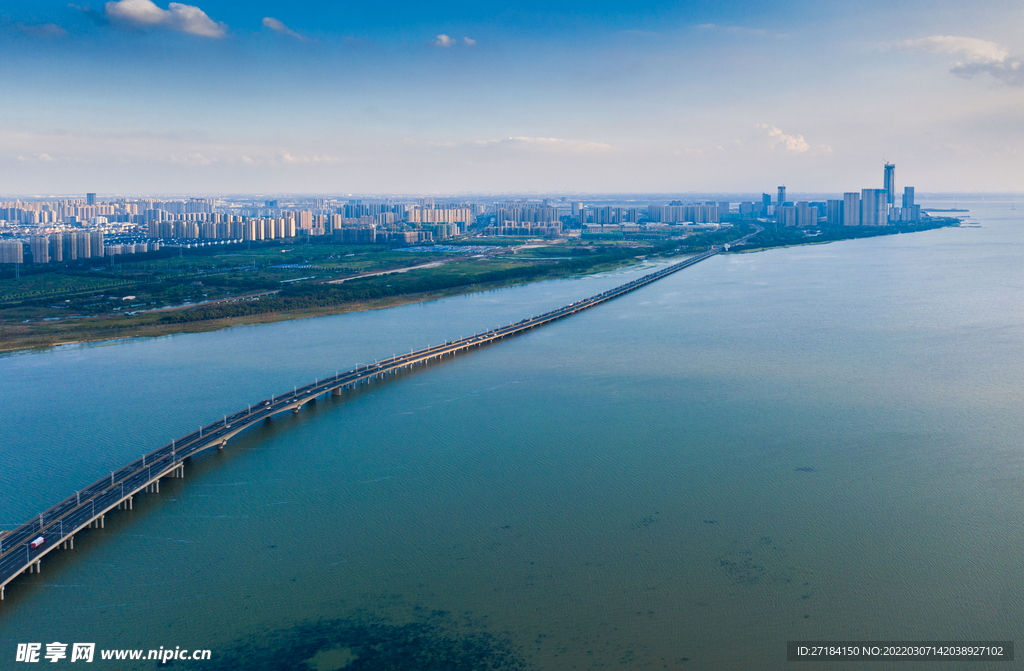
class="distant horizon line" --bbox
[1,191,1021,201]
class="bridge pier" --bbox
[0,250,725,609]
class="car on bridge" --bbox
[29,536,45,549]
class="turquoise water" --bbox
[2,202,1023,669]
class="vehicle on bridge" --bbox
[0,246,727,604]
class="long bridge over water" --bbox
[0,247,726,602]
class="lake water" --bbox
[2,201,1023,669]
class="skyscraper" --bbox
[777,186,786,207]
[86,193,97,206]
[843,192,861,226]
[75,231,92,259]
[861,188,888,226]
[761,193,772,216]
[778,205,797,227]
[826,200,843,226]
[30,236,49,264]
[902,186,919,222]
[49,233,63,262]
[0,240,23,264]
[883,163,895,205]
[796,202,818,227]
[90,231,104,257]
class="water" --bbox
[2,203,1023,669]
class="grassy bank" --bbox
[731,217,960,252]
[1,231,730,353]
[5,217,958,354]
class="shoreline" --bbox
[0,220,959,355]
[0,260,645,355]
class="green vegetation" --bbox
[1,217,955,353]
[733,217,960,252]
[1,231,742,352]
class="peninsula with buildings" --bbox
[0,163,958,352]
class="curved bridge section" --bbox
[0,248,719,601]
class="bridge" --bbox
[0,247,724,602]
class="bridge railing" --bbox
[3,247,728,590]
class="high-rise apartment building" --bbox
[796,202,818,227]
[761,194,772,216]
[843,192,861,226]
[884,163,896,205]
[86,193,97,206]
[49,233,63,262]
[90,231,104,257]
[899,186,920,222]
[75,231,92,259]
[0,240,24,264]
[902,186,914,209]
[778,205,797,227]
[826,200,843,226]
[30,236,49,263]
[861,188,888,226]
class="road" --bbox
[0,245,732,602]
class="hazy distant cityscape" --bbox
[0,163,926,266]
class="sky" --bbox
[0,0,1021,195]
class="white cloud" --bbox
[104,0,226,38]
[756,124,809,152]
[475,136,614,153]
[901,36,1008,63]
[17,153,55,162]
[168,153,214,165]
[950,60,1024,86]
[17,23,68,38]
[418,136,613,153]
[463,36,476,46]
[755,124,833,155]
[900,35,1023,86]
[696,23,770,37]
[105,0,165,26]
[262,17,310,42]
[433,34,454,47]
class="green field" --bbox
[1,232,735,352]
[6,219,955,354]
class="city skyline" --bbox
[1,0,1022,194]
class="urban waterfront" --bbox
[1,200,1023,669]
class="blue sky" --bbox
[1,0,1021,194]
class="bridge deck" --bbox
[0,248,722,601]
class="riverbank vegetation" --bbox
[0,217,959,353]
[0,228,744,352]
